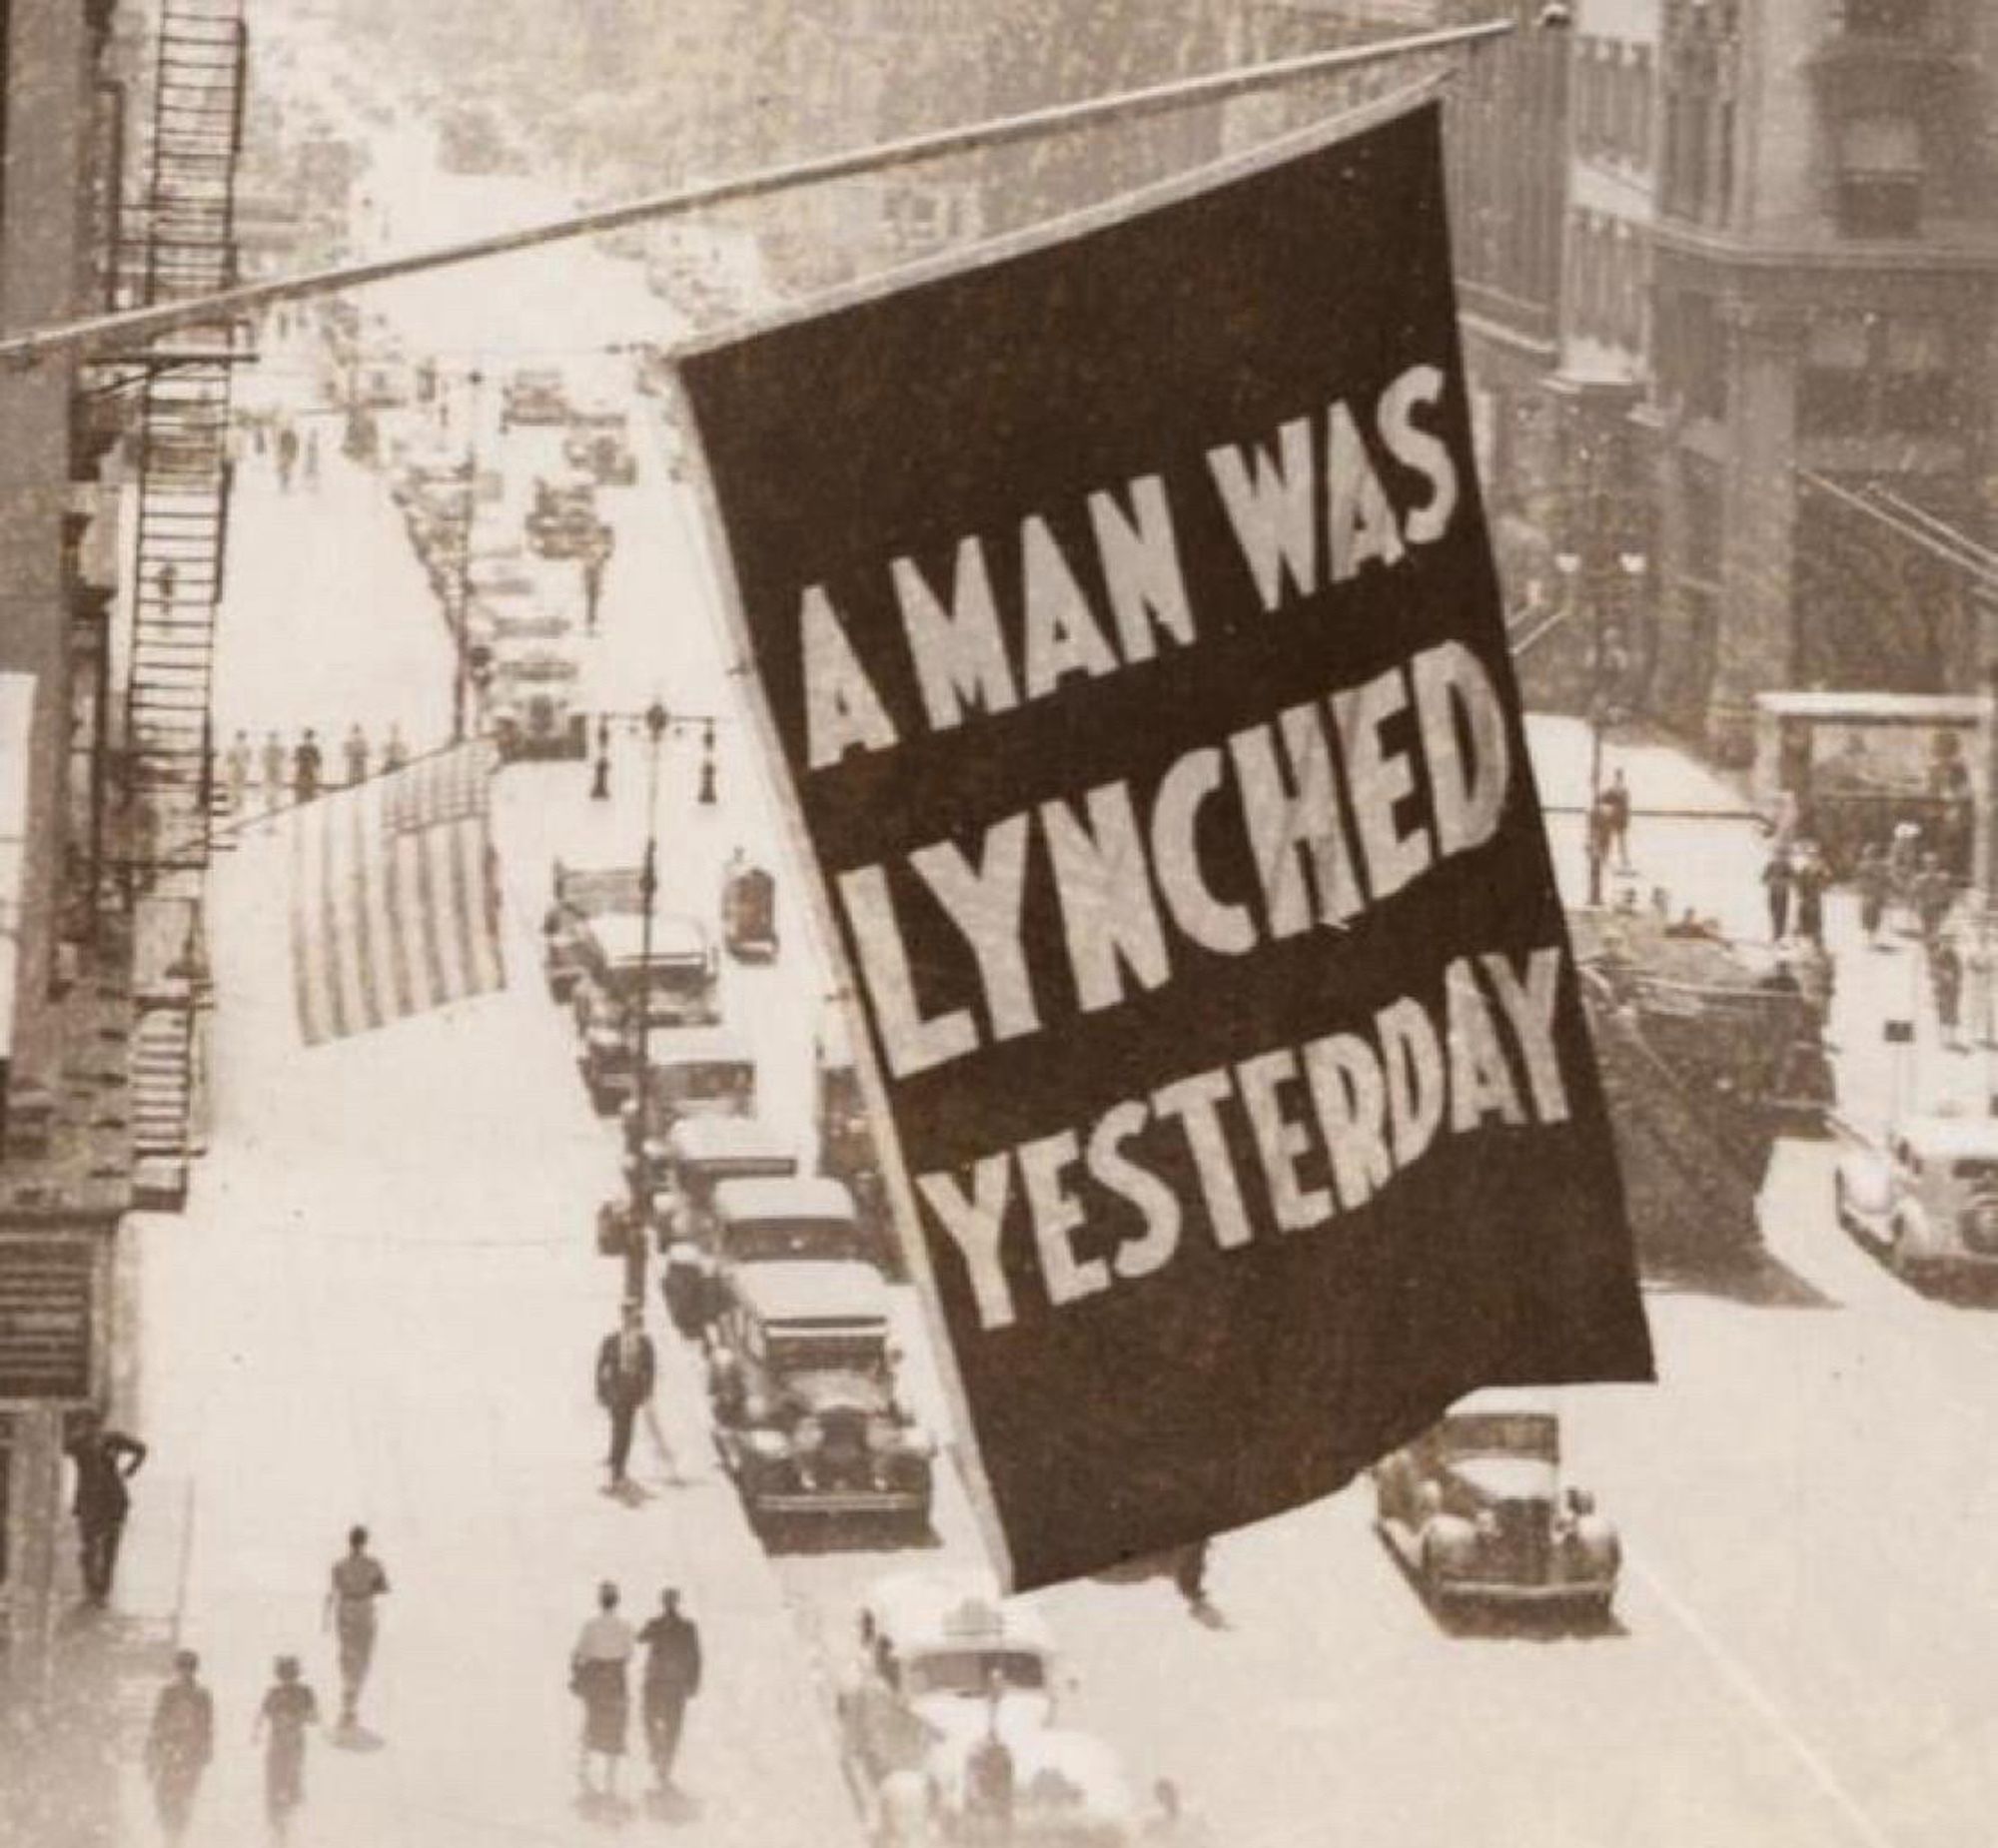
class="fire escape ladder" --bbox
[121,0,246,1209]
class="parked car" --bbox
[500,366,569,428]
[486,649,587,760]
[721,858,777,962]
[705,1259,933,1536]
[1372,1390,1619,1620]
[1835,1112,1998,1280]
[572,915,722,1111]
[617,1026,759,1189]
[817,1011,897,1276]
[541,860,646,1001]
[836,1570,1059,1795]
[562,421,638,486]
[654,1117,799,1332]
[707,1175,872,1282]
[916,1726,1139,1847]
[525,470,610,560]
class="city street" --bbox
[65,27,1998,1848]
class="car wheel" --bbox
[1885,1217,1909,1276]
[1832,1173,1854,1236]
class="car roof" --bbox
[1896,1114,1998,1159]
[732,1258,889,1327]
[665,1116,794,1165]
[714,1175,856,1224]
[817,1006,857,1069]
[590,912,708,961]
[643,1025,754,1068]
[1447,1387,1558,1420]
[864,1569,1055,1655]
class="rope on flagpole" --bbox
[0,18,1511,370]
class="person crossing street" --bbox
[145,1649,215,1845]
[636,1587,702,1795]
[594,1300,656,1490]
[323,1525,391,1734]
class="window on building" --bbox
[1836,116,1924,237]
[1798,316,1872,436]
[1798,313,1958,437]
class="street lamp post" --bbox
[1554,543,1646,907]
[624,697,670,1303]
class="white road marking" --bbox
[1629,1550,1901,1848]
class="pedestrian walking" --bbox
[594,1300,656,1489]
[571,1581,636,1802]
[636,1588,701,1795]
[254,1655,320,1844]
[277,422,300,490]
[64,1409,146,1605]
[146,1649,214,1844]
[1171,1538,1216,1619]
[380,720,408,772]
[343,722,370,788]
[1856,841,1892,949]
[323,1525,390,1733]
[261,730,287,809]
[1760,846,1793,942]
[1584,795,1614,903]
[1913,852,1955,944]
[1932,936,1967,1051]
[1601,767,1632,871]
[1889,819,1922,924]
[303,427,322,487]
[583,543,608,634]
[293,728,323,804]
[1791,841,1829,947]
[963,1681,1017,1847]
[224,729,253,812]
[157,560,178,606]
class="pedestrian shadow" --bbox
[644,1785,704,1826]
[574,1789,635,1826]
[332,1723,386,1752]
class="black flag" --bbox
[678,96,1653,1590]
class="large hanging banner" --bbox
[677,97,1653,1591]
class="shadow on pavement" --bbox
[1639,1247,1836,1310]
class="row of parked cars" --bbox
[540,853,935,1541]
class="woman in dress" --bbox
[571,1580,636,1802]
[253,1654,320,1843]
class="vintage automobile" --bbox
[705,1259,934,1535]
[911,1725,1140,1847]
[617,1026,759,1191]
[837,1571,1060,1797]
[1834,1111,1998,1279]
[572,915,723,1111]
[653,1117,799,1332]
[705,1177,874,1295]
[562,416,639,486]
[721,858,778,963]
[486,649,587,760]
[525,471,611,560]
[541,861,644,1001]
[1372,1390,1619,1619]
[500,366,569,429]
[817,1012,898,1275]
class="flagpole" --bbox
[0,18,1512,371]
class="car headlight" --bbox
[743,1428,790,1459]
[587,1026,622,1048]
[793,1416,824,1452]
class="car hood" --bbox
[1448,1456,1556,1506]
[916,1689,1053,1746]
[784,1372,892,1419]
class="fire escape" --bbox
[120,0,248,1209]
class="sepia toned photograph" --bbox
[2,2,1995,1844]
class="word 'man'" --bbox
[797,362,1461,770]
